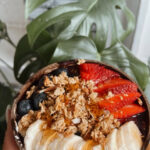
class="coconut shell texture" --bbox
[11,60,150,150]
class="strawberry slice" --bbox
[96,78,138,94]
[80,63,100,72]
[112,104,145,119]
[99,92,141,112]
[109,83,138,95]
[80,63,120,83]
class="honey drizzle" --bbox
[82,140,98,150]
[40,130,58,145]
[39,121,58,146]
[69,146,75,150]
[86,103,104,119]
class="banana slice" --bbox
[105,129,118,150]
[117,125,128,150]
[24,120,60,150]
[117,121,142,150]
[24,120,142,150]
[72,138,86,150]
[24,120,101,150]
[105,121,142,150]
[55,135,83,150]
[25,120,44,150]
[93,145,103,150]
[47,134,64,150]
[38,130,60,150]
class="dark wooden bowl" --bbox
[11,60,150,150]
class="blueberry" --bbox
[50,68,68,76]
[68,65,79,77]
[38,76,45,87]
[17,99,33,116]
[32,92,47,110]
[75,131,81,136]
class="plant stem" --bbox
[4,34,16,48]
[0,58,13,70]
[0,68,15,94]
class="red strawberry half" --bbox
[80,63,120,83]
[99,92,141,112]
[112,104,145,119]
[96,78,138,94]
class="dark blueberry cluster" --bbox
[17,92,47,116]
[50,68,68,76]
[49,66,79,77]
[17,100,33,116]
[17,67,79,117]
[32,92,47,110]
[75,131,81,136]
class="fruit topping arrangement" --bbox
[80,63,120,83]
[80,63,145,119]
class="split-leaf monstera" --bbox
[25,0,47,18]
[50,36,100,63]
[27,0,135,50]
[50,36,149,90]
[14,0,149,92]
[101,43,150,90]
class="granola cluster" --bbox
[18,71,120,144]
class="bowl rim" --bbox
[11,59,150,150]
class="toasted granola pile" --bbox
[18,71,120,144]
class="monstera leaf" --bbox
[14,19,72,84]
[50,36,100,63]
[27,0,135,50]
[15,0,149,91]
[50,36,149,90]
[14,32,58,84]
[144,78,150,103]
[25,0,47,18]
[101,42,150,90]
[144,62,150,102]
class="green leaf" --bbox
[0,20,7,40]
[0,118,6,150]
[0,83,13,119]
[25,0,47,18]
[101,42,149,90]
[144,78,150,103]
[14,35,34,83]
[27,0,135,49]
[14,32,57,84]
[144,60,150,102]
[50,36,100,63]
[47,20,70,39]
[0,83,12,149]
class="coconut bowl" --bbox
[11,60,150,150]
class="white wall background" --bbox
[124,0,140,49]
[0,0,26,85]
[0,0,26,65]
[132,0,150,64]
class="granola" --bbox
[18,110,37,137]
[18,71,120,144]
